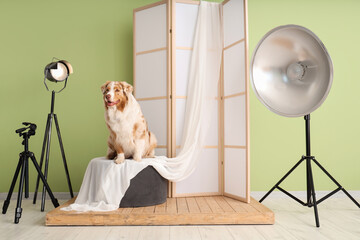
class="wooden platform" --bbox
[46,196,274,226]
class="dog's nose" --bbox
[106,94,111,100]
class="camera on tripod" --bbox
[2,122,59,224]
[16,122,37,138]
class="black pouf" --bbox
[120,166,167,208]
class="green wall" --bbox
[0,0,359,193]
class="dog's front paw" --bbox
[114,153,125,164]
[133,154,142,162]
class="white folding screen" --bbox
[134,0,249,202]
[172,2,220,197]
[134,1,170,158]
[223,0,249,202]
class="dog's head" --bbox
[101,81,133,111]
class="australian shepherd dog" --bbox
[101,81,157,164]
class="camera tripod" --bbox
[2,123,59,224]
[260,115,360,227]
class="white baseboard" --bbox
[0,192,78,200]
[251,190,360,201]
[1,191,359,201]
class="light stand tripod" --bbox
[2,123,59,224]
[33,90,74,211]
[259,114,360,227]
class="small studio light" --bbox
[43,59,73,92]
[33,58,74,211]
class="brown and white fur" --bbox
[101,81,157,164]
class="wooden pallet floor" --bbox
[46,196,274,226]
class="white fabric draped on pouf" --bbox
[61,157,163,211]
[61,1,223,212]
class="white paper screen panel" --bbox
[224,148,246,198]
[223,0,244,47]
[138,100,167,147]
[176,99,218,146]
[173,1,219,196]
[224,95,246,146]
[135,50,167,99]
[175,3,198,48]
[134,3,169,157]
[175,148,219,195]
[155,148,167,157]
[175,99,186,145]
[135,4,167,53]
[222,0,248,201]
[175,49,192,96]
[224,42,246,96]
[203,99,219,146]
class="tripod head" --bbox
[16,122,37,139]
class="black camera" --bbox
[15,122,37,137]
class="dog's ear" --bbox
[101,81,111,94]
[120,81,133,95]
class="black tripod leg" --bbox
[34,114,51,204]
[312,158,360,208]
[341,189,360,208]
[308,159,320,227]
[14,157,26,224]
[306,159,311,204]
[260,157,305,202]
[41,114,53,212]
[30,154,59,208]
[25,158,29,199]
[54,114,74,198]
[2,155,23,214]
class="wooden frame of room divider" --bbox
[133,0,249,203]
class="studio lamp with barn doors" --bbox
[250,24,360,227]
[33,58,74,211]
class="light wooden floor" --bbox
[1,196,360,240]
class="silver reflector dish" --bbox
[250,25,333,117]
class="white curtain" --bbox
[62,1,223,212]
